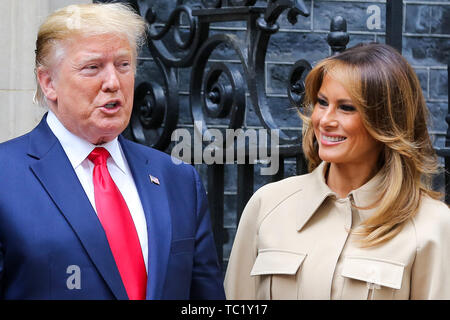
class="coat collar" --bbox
[27,115,129,299]
[118,136,172,300]
[296,161,383,231]
[28,115,174,300]
[46,110,127,174]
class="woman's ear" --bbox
[36,67,57,103]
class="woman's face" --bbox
[311,74,382,168]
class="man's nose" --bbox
[101,65,120,92]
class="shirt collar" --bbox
[46,110,127,173]
[296,161,383,231]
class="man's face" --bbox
[41,33,135,145]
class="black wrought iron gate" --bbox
[96,0,449,272]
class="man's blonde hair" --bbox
[35,3,147,106]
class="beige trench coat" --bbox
[224,162,450,300]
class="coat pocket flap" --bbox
[341,256,405,289]
[250,249,306,276]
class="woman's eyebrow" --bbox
[317,92,327,100]
[337,99,354,105]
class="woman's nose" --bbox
[319,106,338,128]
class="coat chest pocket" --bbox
[250,249,306,300]
[341,256,405,300]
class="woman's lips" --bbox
[320,133,347,145]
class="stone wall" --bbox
[0,0,91,143]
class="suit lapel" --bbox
[119,136,172,300]
[28,117,128,299]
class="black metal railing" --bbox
[97,0,449,269]
[124,0,314,266]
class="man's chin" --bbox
[91,121,130,144]
[89,130,122,145]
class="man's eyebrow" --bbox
[76,54,103,65]
[76,50,133,64]
[115,49,133,58]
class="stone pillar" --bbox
[0,0,91,143]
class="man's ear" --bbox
[36,67,57,102]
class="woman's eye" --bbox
[317,98,328,106]
[340,104,356,112]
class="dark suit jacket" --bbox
[0,115,225,299]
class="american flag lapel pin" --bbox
[149,174,160,185]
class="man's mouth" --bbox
[103,102,119,109]
[99,100,123,112]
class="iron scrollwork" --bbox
[128,0,349,157]
[287,59,312,108]
[190,34,247,147]
[191,0,313,152]
[201,0,257,8]
[287,16,349,109]
[130,3,207,149]
[328,16,350,55]
[248,0,311,151]
[145,5,202,67]
[130,54,179,150]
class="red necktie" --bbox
[88,147,147,300]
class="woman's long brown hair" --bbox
[300,43,442,247]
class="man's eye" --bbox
[80,65,99,75]
[81,65,99,73]
[118,61,131,68]
[340,104,356,112]
[116,62,131,72]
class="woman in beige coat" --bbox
[224,43,450,300]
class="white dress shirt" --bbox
[46,110,148,272]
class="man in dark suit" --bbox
[0,3,225,300]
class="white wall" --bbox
[0,0,91,143]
